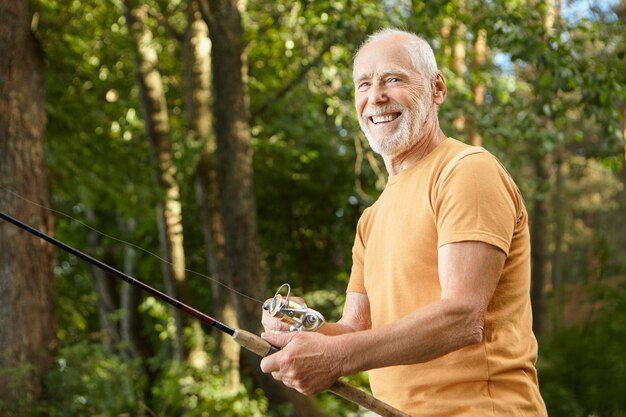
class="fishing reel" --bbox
[263,283,325,332]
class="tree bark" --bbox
[530,157,549,337]
[619,0,626,182]
[439,16,453,61]
[194,153,240,386]
[199,0,326,414]
[470,28,486,147]
[183,0,213,140]
[0,0,57,406]
[125,0,189,361]
[85,208,120,353]
[623,104,626,191]
[201,0,263,350]
[180,0,232,373]
[550,148,565,330]
[530,0,560,337]
[452,0,468,136]
[119,217,153,360]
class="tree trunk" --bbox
[183,0,212,140]
[550,148,565,331]
[119,217,153,360]
[182,0,235,374]
[195,153,240,387]
[530,157,549,337]
[621,0,626,188]
[85,208,120,353]
[616,1,626,214]
[202,0,263,351]
[453,0,467,77]
[550,150,564,291]
[470,28,486,147]
[119,216,157,405]
[120,250,147,359]
[530,0,560,338]
[439,16,453,61]
[125,0,189,361]
[0,0,57,407]
[199,0,325,415]
[452,0,468,136]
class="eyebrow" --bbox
[353,73,370,85]
[353,69,410,84]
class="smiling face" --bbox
[353,36,435,158]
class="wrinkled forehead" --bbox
[353,39,415,82]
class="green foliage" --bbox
[540,282,626,417]
[247,0,392,293]
[43,342,146,416]
[151,364,268,417]
[21,0,626,414]
[37,341,269,417]
[0,363,37,417]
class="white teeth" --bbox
[371,114,398,124]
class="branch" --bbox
[250,36,336,120]
[146,5,184,42]
[196,0,212,29]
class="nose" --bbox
[369,84,388,104]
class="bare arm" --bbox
[260,241,504,394]
[336,241,504,373]
[318,292,372,336]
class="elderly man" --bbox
[260,28,547,417]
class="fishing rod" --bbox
[0,209,409,417]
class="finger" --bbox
[260,354,279,374]
[261,302,290,330]
[261,330,296,348]
[261,312,291,332]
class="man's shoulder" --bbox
[441,137,489,160]
[438,138,508,174]
[425,138,493,182]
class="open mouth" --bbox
[369,113,401,125]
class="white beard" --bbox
[359,98,430,157]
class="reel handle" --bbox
[263,283,325,332]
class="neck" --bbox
[383,119,447,176]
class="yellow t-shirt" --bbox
[347,138,547,416]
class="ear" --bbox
[432,72,447,105]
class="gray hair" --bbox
[354,28,439,82]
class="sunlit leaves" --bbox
[28,0,626,414]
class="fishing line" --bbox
[0,184,263,305]
[0,186,411,416]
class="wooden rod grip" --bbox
[232,329,279,356]
[328,379,410,417]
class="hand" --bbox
[260,331,345,395]
[261,295,307,333]
[261,297,292,333]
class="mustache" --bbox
[361,104,405,118]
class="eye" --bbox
[357,81,370,91]
[387,77,400,84]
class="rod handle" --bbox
[232,328,280,356]
[328,379,410,417]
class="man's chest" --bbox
[362,184,442,323]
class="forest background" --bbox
[1,0,626,416]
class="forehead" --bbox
[353,38,415,81]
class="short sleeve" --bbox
[433,152,520,255]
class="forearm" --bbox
[334,298,484,376]
[318,322,359,336]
